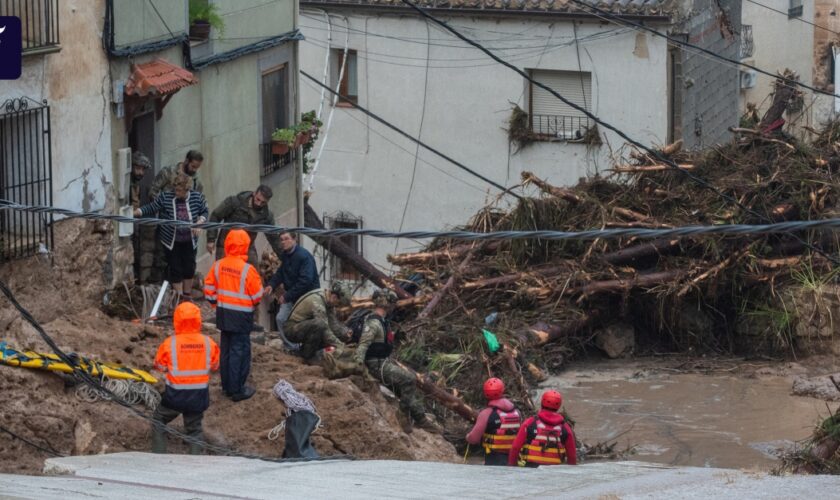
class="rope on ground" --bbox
[74,375,161,410]
[5,199,840,242]
[268,379,322,441]
[0,423,65,457]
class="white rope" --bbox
[74,376,160,410]
[268,378,322,441]
[306,15,351,194]
[315,9,332,121]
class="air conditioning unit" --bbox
[740,70,757,89]
[116,148,132,201]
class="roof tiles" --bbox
[125,59,199,98]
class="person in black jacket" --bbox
[135,172,209,299]
[264,232,320,342]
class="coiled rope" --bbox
[268,379,321,441]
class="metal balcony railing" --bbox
[1,0,60,53]
[260,143,294,177]
[530,114,594,140]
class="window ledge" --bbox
[335,101,357,108]
[22,45,61,57]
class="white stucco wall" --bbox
[298,11,668,275]
[740,0,815,130]
[5,0,113,213]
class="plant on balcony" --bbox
[271,110,324,170]
[507,105,536,153]
[189,0,225,41]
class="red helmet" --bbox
[541,390,563,411]
[483,378,505,400]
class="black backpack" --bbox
[346,308,373,344]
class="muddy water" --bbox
[546,363,826,469]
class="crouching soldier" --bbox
[151,302,220,454]
[284,281,352,362]
[466,377,522,465]
[508,390,577,466]
[354,288,441,433]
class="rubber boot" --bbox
[416,415,443,434]
[188,439,203,455]
[151,428,167,454]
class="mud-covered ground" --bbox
[0,220,457,474]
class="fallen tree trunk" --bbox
[501,345,535,411]
[521,171,582,204]
[399,362,477,422]
[460,264,569,291]
[418,244,482,319]
[304,200,411,300]
[601,239,681,266]
[611,163,694,173]
[528,313,599,346]
[569,270,685,297]
[339,294,430,313]
[387,242,499,266]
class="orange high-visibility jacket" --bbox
[154,302,220,391]
[204,229,263,333]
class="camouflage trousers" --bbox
[285,319,345,360]
[365,358,426,422]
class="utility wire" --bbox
[300,70,521,198]
[567,0,839,99]
[147,0,178,41]
[745,0,840,36]
[0,423,64,457]
[0,277,353,464]
[6,200,840,242]
[397,0,840,265]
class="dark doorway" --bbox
[129,112,158,282]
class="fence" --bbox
[1,0,60,53]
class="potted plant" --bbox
[295,111,322,147]
[271,128,296,155]
[189,0,225,41]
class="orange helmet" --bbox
[483,378,505,400]
[541,390,563,411]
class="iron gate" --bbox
[0,97,53,260]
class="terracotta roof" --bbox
[125,59,199,98]
[300,0,674,17]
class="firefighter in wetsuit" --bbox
[465,377,522,465]
[509,390,577,466]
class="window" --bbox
[789,0,803,18]
[1,0,60,53]
[739,25,754,59]
[324,212,362,281]
[528,69,593,140]
[0,98,54,260]
[332,49,358,105]
[260,64,293,176]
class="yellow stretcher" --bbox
[0,342,157,384]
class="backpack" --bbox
[346,308,373,344]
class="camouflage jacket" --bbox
[354,315,387,364]
[149,163,204,200]
[287,289,347,338]
[207,191,282,257]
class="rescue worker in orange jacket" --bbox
[151,302,220,454]
[508,390,577,466]
[465,378,522,466]
[204,229,263,402]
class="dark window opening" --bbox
[332,49,358,105]
[261,64,293,176]
[324,212,362,281]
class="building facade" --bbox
[298,0,672,278]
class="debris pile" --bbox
[376,76,840,431]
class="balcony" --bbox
[530,114,595,141]
[740,25,754,60]
[2,0,60,54]
[260,143,294,177]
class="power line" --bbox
[745,0,840,36]
[147,0,178,41]
[567,0,839,100]
[6,200,840,242]
[300,70,521,198]
[397,0,840,265]
[0,423,64,457]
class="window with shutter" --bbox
[529,70,594,140]
[332,49,358,105]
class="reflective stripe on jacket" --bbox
[204,229,263,333]
[482,408,522,454]
[518,418,567,466]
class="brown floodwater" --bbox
[546,362,828,470]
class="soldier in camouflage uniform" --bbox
[354,289,441,433]
[206,185,283,265]
[284,281,352,361]
[149,150,204,199]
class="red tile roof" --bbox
[125,59,198,98]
